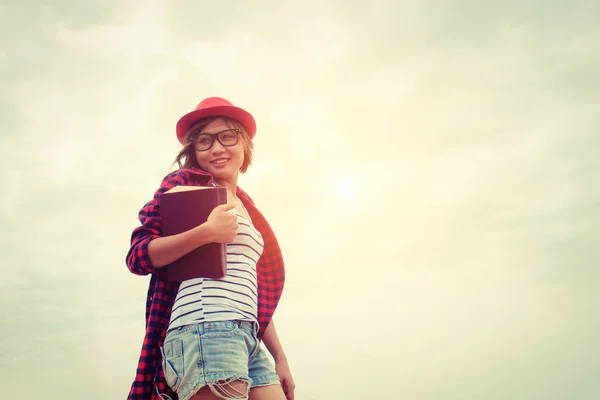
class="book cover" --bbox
[159,185,228,281]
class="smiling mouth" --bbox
[211,158,229,165]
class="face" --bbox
[192,118,245,181]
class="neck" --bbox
[214,177,238,198]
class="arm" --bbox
[127,213,216,275]
[126,172,237,275]
[147,223,214,268]
[262,319,288,363]
[263,320,295,399]
[127,203,237,274]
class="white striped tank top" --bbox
[167,211,264,332]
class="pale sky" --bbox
[1,1,599,399]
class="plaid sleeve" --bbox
[125,171,187,276]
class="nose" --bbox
[210,137,226,153]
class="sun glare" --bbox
[333,176,358,199]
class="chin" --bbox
[210,167,240,181]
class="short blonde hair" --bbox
[173,116,254,173]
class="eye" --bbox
[197,136,211,145]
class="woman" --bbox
[126,97,295,400]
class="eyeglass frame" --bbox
[188,128,241,152]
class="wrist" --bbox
[194,223,214,245]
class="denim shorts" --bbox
[160,320,280,400]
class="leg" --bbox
[247,341,284,400]
[190,379,250,400]
[249,384,286,400]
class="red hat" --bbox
[176,97,257,144]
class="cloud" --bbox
[1,1,599,399]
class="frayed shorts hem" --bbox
[249,373,280,388]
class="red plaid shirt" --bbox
[125,168,285,399]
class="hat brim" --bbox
[176,105,256,144]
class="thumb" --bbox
[218,202,237,211]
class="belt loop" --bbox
[236,320,247,333]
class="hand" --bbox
[205,202,238,243]
[275,358,295,400]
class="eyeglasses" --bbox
[189,128,241,151]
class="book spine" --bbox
[217,188,228,269]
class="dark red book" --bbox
[159,185,227,281]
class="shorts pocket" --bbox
[160,338,184,392]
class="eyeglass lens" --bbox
[193,129,239,151]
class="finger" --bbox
[281,381,287,395]
[282,380,293,400]
[218,202,236,211]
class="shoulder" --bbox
[158,169,189,189]
[149,170,185,199]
